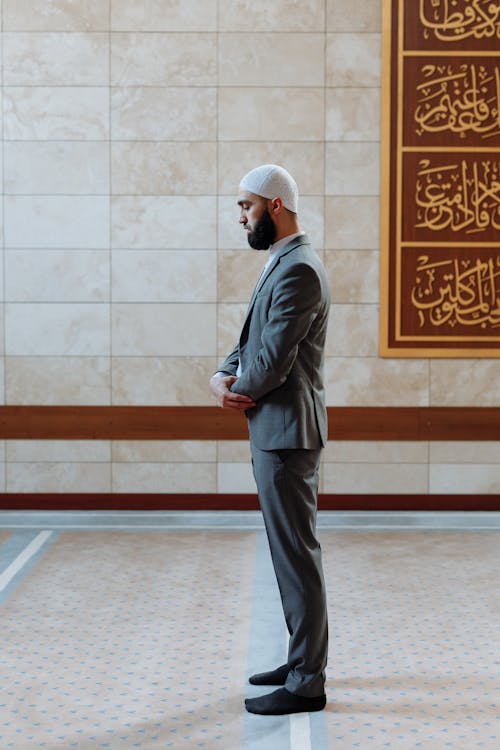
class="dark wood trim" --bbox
[320,495,500,512]
[0,406,248,440]
[0,493,259,511]
[417,407,500,441]
[2,406,500,440]
[0,494,499,512]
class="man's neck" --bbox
[273,221,301,242]
[269,231,303,256]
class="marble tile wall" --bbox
[0,0,495,495]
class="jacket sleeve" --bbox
[214,342,239,377]
[231,263,321,401]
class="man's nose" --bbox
[239,214,247,225]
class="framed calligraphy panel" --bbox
[380,0,500,356]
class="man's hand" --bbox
[210,375,256,411]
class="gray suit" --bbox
[217,234,330,697]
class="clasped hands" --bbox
[210,375,256,411]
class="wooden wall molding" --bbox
[1,405,500,441]
[1,494,499,511]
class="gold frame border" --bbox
[379,0,393,357]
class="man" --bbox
[210,164,330,715]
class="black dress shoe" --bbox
[245,687,327,715]
[249,663,290,686]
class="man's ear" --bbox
[270,197,283,214]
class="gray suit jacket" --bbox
[217,234,331,450]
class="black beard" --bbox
[247,208,276,250]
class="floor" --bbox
[0,511,499,750]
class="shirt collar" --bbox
[268,231,304,259]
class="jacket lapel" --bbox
[240,234,310,337]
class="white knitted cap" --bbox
[239,164,299,213]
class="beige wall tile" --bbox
[324,441,428,463]
[112,142,216,195]
[326,34,381,86]
[325,250,379,303]
[112,304,216,356]
[0,175,3,241]
[4,142,109,195]
[0,307,4,356]
[430,442,500,464]
[323,463,428,494]
[300,198,325,250]
[325,357,429,406]
[217,304,247,357]
[7,463,111,493]
[326,88,380,141]
[430,465,500,494]
[218,0,325,31]
[3,0,109,31]
[217,463,255,493]
[327,0,381,31]
[112,250,216,303]
[6,441,111,462]
[112,463,216,493]
[112,196,216,249]
[3,32,109,85]
[5,357,110,404]
[219,88,324,141]
[430,361,500,406]
[111,0,217,32]
[325,197,380,250]
[326,142,380,196]
[5,250,110,303]
[0,143,3,230]
[219,34,324,86]
[111,33,216,86]
[6,303,110,356]
[0,462,5,493]
[112,441,216,462]
[3,87,109,140]
[217,441,251,462]
[0,361,5,405]
[326,304,379,357]
[111,87,216,140]
[112,357,215,405]
[217,250,268,302]
[218,142,325,196]
[4,196,109,248]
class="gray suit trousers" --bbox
[251,444,328,698]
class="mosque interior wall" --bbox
[0,0,498,497]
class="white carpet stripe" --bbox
[285,628,313,750]
[290,713,312,750]
[0,530,52,592]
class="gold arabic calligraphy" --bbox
[415,158,500,233]
[412,254,500,328]
[419,0,500,42]
[414,63,500,139]
[394,2,500,347]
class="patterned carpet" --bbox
[0,524,498,749]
